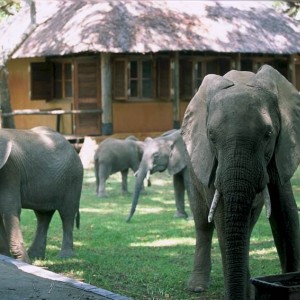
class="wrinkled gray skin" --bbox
[0,126,83,264]
[126,129,190,222]
[94,136,144,197]
[181,65,300,299]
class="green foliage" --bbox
[272,1,300,21]
[20,167,300,299]
[0,0,21,20]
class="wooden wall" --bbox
[113,102,173,133]
[7,58,73,134]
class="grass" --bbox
[20,166,300,300]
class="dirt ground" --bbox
[0,255,130,300]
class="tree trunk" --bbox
[0,67,15,128]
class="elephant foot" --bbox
[174,211,188,219]
[58,249,74,259]
[97,192,108,198]
[28,247,46,260]
[187,272,210,293]
[17,254,32,264]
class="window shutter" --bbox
[157,58,170,100]
[113,59,127,100]
[179,59,193,100]
[30,62,53,100]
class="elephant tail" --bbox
[76,211,80,229]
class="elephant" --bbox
[180,64,300,299]
[126,129,190,222]
[0,126,83,263]
[94,136,144,197]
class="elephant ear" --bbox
[167,131,186,175]
[253,64,300,184]
[181,74,234,187]
[0,137,12,169]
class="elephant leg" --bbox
[58,211,75,258]
[0,214,10,256]
[268,181,300,272]
[187,184,214,292]
[173,172,188,218]
[97,165,108,197]
[121,169,129,195]
[3,213,31,263]
[28,210,55,260]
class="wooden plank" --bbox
[1,109,102,117]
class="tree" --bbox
[0,0,35,128]
[0,0,21,20]
[273,1,300,20]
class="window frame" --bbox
[112,55,171,102]
[30,59,74,102]
[127,57,155,101]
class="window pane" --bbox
[196,62,203,88]
[65,81,72,97]
[130,61,138,78]
[130,79,138,97]
[64,63,72,80]
[54,63,62,80]
[142,60,152,78]
[54,82,62,98]
[30,62,53,100]
[142,79,152,98]
[157,58,170,99]
[114,60,127,99]
[179,60,193,99]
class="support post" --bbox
[101,53,113,135]
[171,52,180,129]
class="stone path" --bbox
[0,255,131,300]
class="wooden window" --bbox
[30,62,53,100]
[128,59,154,99]
[113,59,127,100]
[30,61,73,101]
[206,58,231,76]
[113,57,155,101]
[179,59,193,100]
[195,61,204,91]
[53,62,73,99]
[157,57,170,100]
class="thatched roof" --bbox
[2,0,300,62]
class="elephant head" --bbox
[181,65,300,299]
[126,130,186,222]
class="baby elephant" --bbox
[94,136,144,197]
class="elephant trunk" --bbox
[220,148,261,299]
[223,190,253,299]
[126,164,149,222]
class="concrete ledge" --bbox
[0,254,131,300]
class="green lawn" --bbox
[20,166,300,300]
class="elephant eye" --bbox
[153,153,159,159]
[208,129,216,143]
[264,129,272,140]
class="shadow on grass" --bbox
[19,167,300,300]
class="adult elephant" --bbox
[0,126,83,263]
[126,130,190,222]
[181,65,300,299]
[94,136,144,197]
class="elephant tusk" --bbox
[262,186,271,218]
[134,171,138,177]
[208,189,220,223]
[146,170,151,181]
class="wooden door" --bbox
[73,57,101,135]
